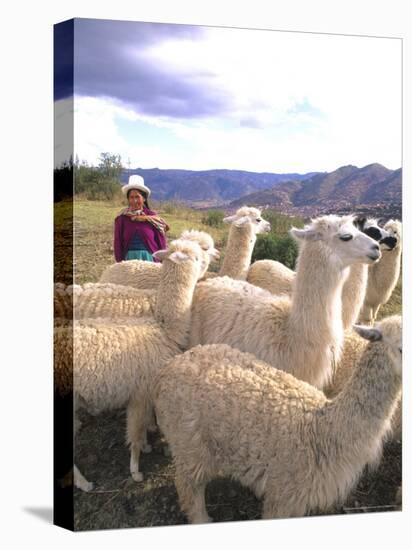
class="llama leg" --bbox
[359,304,373,325]
[147,406,157,433]
[141,428,152,454]
[371,304,381,324]
[74,464,94,492]
[142,401,153,452]
[127,395,151,482]
[175,470,211,524]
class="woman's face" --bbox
[128,190,144,210]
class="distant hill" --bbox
[228,163,402,219]
[120,168,319,206]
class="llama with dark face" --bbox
[359,219,402,325]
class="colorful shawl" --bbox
[119,207,170,235]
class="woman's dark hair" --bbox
[127,188,150,209]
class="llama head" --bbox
[354,315,402,375]
[353,216,395,251]
[180,229,220,275]
[152,239,208,281]
[383,219,402,251]
[223,206,271,235]
[290,214,381,268]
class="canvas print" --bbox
[54,18,402,531]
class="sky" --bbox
[54,18,402,174]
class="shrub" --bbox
[202,209,225,228]
[252,233,299,270]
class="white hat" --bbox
[122,175,151,197]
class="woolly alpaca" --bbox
[359,219,402,325]
[218,206,271,280]
[72,283,156,319]
[154,315,401,523]
[54,238,205,486]
[55,282,156,320]
[53,323,94,492]
[98,229,219,289]
[189,215,381,389]
[246,217,392,331]
[324,328,402,441]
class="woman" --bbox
[114,175,169,262]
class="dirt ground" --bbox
[73,407,401,531]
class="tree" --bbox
[98,153,123,180]
[74,152,123,200]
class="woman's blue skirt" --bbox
[125,250,154,262]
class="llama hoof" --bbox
[82,480,94,493]
[131,470,144,482]
[142,443,152,454]
[192,514,212,524]
[163,445,172,457]
[75,478,94,492]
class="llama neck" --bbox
[291,241,347,336]
[341,263,368,330]
[219,224,255,280]
[325,345,401,452]
[289,242,348,387]
[154,263,198,347]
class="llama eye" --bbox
[399,347,402,355]
[256,218,262,223]
[339,234,353,241]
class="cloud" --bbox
[69,19,233,118]
[55,20,402,172]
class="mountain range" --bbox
[229,163,402,217]
[121,164,401,218]
[121,168,319,206]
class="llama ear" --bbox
[223,215,237,224]
[208,247,220,259]
[233,216,250,227]
[290,227,322,241]
[152,249,168,262]
[353,325,383,342]
[353,216,366,229]
[168,251,190,264]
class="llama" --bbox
[359,219,402,325]
[246,217,393,330]
[98,229,219,289]
[189,215,381,389]
[218,206,271,280]
[154,315,401,522]
[54,239,205,486]
[324,328,402,441]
